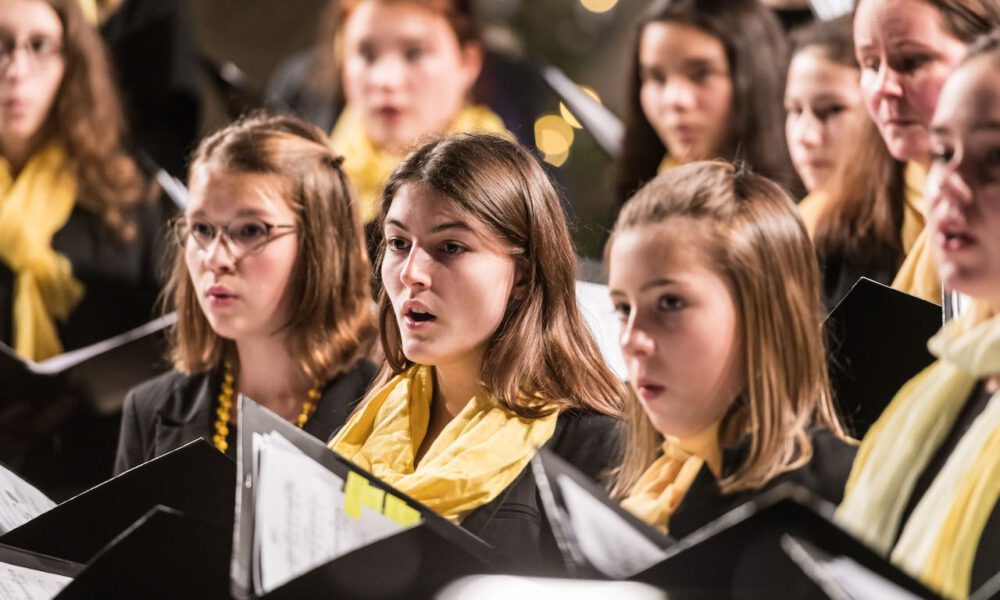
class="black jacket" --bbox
[460,410,621,574]
[669,429,857,539]
[114,361,377,474]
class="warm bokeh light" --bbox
[580,0,618,14]
[534,115,575,166]
[559,86,602,129]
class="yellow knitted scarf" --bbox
[836,313,1000,599]
[329,364,559,523]
[330,104,509,224]
[892,162,941,304]
[0,143,84,361]
[621,422,722,534]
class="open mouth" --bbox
[941,227,975,251]
[405,308,436,323]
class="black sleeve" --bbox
[546,412,623,486]
[113,389,148,476]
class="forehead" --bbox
[855,0,947,44]
[609,219,723,287]
[186,168,294,218]
[342,0,452,44]
[786,49,860,95]
[933,59,1000,131]
[639,21,727,66]
[0,0,62,34]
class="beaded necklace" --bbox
[213,361,322,453]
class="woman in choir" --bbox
[607,161,855,537]
[318,0,508,230]
[114,113,378,473]
[845,0,1000,304]
[616,0,797,204]
[328,133,625,570]
[836,34,1000,599]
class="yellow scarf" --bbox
[329,364,559,523]
[0,143,84,361]
[330,104,509,224]
[656,155,682,174]
[892,163,941,304]
[836,314,1000,599]
[621,422,722,534]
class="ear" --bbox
[459,41,484,91]
[509,260,530,302]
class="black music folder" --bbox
[530,448,672,579]
[824,278,941,438]
[0,313,174,416]
[631,486,942,599]
[232,396,496,600]
[0,542,81,598]
[53,506,231,599]
[0,438,234,564]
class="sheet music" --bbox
[0,464,54,534]
[557,474,666,579]
[0,562,71,600]
[252,432,414,594]
[576,281,626,379]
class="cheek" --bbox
[639,83,660,125]
[341,58,369,101]
[908,74,949,121]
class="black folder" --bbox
[0,314,174,415]
[232,396,496,600]
[531,448,672,579]
[52,506,231,599]
[824,278,941,438]
[0,541,81,578]
[631,485,942,599]
[0,438,235,564]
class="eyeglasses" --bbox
[172,217,296,259]
[0,35,63,70]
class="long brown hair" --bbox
[165,113,377,383]
[608,161,846,496]
[374,133,625,418]
[616,0,798,204]
[43,0,146,240]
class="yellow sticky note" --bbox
[383,494,421,527]
[363,485,385,513]
[344,471,367,520]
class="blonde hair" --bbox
[164,113,376,382]
[372,133,625,418]
[608,161,846,496]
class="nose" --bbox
[369,54,405,90]
[927,156,973,218]
[619,312,655,359]
[398,246,431,289]
[663,77,696,111]
[201,233,237,273]
[1,48,30,80]
[795,110,824,149]
[871,63,904,102]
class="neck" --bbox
[432,355,484,419]
[234,336,311,414]
[1,132,45,175]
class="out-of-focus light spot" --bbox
[559,86,602,129]
[534,115,574,166]
[580,0,618,13]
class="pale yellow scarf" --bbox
[329,364,559,523]
[836,313,1000,599]
[892,162,941,304]
[621,422,722,534]
[330,104,509,224]
[0,143,84,360]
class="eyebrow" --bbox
[609,278,681,296]
[384,218,476,234]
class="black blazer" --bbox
[460,410,621,574]
[114,361,377,475]
[669,429,857,539]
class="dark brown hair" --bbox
[608,161,846,495]
[166,112,377,382]
[790,14,857,69]
[374,133,625,419]
[616,0,798,204]
[43,0,146,240]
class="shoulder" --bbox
[124,369,215,419]
[770,429,858,505]
[546,410,623,484]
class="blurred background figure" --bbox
[0,0,172,496]
[615,0,799,206]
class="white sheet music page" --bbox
[0,464,54,534]
[557,474,667,579]
[252,432,412,594]
[0,562,71,600]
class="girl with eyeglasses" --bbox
[114,113,378,473]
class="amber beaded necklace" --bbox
[213,361,321,453]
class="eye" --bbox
[657,294,685,312]
[440,241,466,256]
[814,104,847,121]
[189,221,216,242]
[403,45,424,62]
[28,36,58,56]
[232,220,268,243]
[358,43,376,64]
[860,57,880,72]
[612,302,631,322]
[688,66,712,84]
[897,53,930,73]
[640,66,666,86]
[386,236,410,252]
